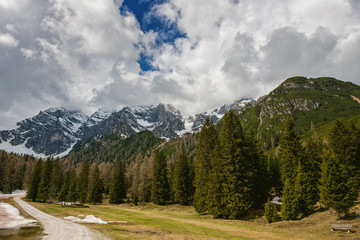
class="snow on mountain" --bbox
[0,107,88,156]
[0,99,254,157]
[85,107,116,127]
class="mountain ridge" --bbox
[0,100,253,157]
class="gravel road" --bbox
[13,196,104,240]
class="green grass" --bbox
[26,201,360,240]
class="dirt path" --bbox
[13,196,104,240]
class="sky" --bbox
[1,0,360,129]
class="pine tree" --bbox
[36,157,53,202]
[58,171,70,202]
[109,160,127,204]
[66,169,78,202]
[88,165,103,204]
[279,118,304,182]
[27,158,43,201]
[279,118,304,220]
[207,139,225,218]
[173,154,192,205]
[267,154,282,195]
[320,153,358,218]
[151,150,170,205]
[281,178,299,220]
[49,159,63,200]
[294,162,317,215]
[219,110,252,219]
[320,120,359,217]
[264,200,280,223]
[246,128,269,208]
[194,117,217,213]
[77,160,90,203]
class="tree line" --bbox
[20,109,360,222]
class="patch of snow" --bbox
[0,139,46,158]
[64,215,127,224]
[128,105,153,114]
[0,190,26,199]
[136,118,153,127]
[54,142,77,158]
[0,202,37,228]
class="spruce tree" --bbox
[109,160,127,204]
[279,118,304,220]
[58,171,70,202]
[281,178,299,220]
[294,162,317,215]
[246,128,269,208]
[27,158,43,201]
[66,169,78,202]
[267,154,282,195]
[279,118,304,182]
[320,154,358,218]
[151,150,170,205]
[194,118,217,213]
[88,165,103,204]
[49,159,63,200]
[77,159,90,203]
[173,154,192,205]
[37,157,53,202]
[264,200,280,223]
[219,110,252,219]
[207,139,225,218]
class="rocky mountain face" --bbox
[0,100,253,157]
[239,76,360,149]
[0,107,87,156]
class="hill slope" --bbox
[239,76,360,149]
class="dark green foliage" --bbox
[151,150,170,205]
[88,165,103,204]
[218,110,252,219]
[281,178,299,220]
[239,77,360,150]
[77,160,90,203]
[69,130,163,165]
[36,157,53,202]
[66,169,78,202]
[207,140,224,218]
[264,200,280,223]
[294,162,317,215]
[267,155,282,195]
[320,120,360,217]
[109,160,127,204]
[246,129,270,208]
[320,154,358,217]
[58,171,70,202]
[279,118,304,182]
[27,159,43,201]
[194,118,217,213]
[173,154,193,205]
[49,159,64,200]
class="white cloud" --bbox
[0,33,18,47]
[1,0,360,128]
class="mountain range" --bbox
[2,76,360,158]
[0,99,253,157]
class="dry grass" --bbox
[26,200,360,240]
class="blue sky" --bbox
[0,0,360,128]
[121,0,185,71]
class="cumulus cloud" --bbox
[1,0,360,128]
[0,0,143,128]
[0,33,18,47]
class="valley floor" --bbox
[27,200,360,240]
